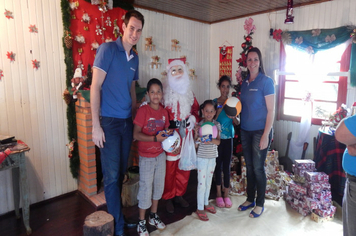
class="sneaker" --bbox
[148,213,166,230]
[137,220,149,236]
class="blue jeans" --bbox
[100,116,133,236]
[241,129,272,207]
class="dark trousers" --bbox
[215,138,233,188]
[241,129,272,207]
[100,116,133,236]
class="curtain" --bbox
[282,26,356,86]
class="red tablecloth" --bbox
[314,130,346,205]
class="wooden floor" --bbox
[0,170,203,236]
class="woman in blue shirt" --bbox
[237,47,275,218]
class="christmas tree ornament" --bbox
[145,37,156,51]
[351,29,356,43]
[69,1,79,10]
[32,59,40,70]
[81,12,90,23]
[189,69,197,80]
[6,51,15,62]
[171,39,181,51]
[78,48,83,54]
[95,24,103,35]
[84,26,89,31]
[105,16,112,27]
[77,60,84,71]
[4,9,14,19]
[66,139,76,158]
[64,31,73,49]
[75,33,85,43]
[105,37,113,42]
[241,43,246,49]
[91,40,99,50]
[0,69,3,80]
[284,0,294,24]
[245,36,252,42]
[150,56,161,69]
[113,19,121,38]
[29,25,38,33]
[63,88,72,105]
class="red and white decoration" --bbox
[6,51,15,62]
[219,45,233,78]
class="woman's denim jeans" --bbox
[241,129,272,207]
[100,116,133,235]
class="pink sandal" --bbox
[224,197,232,208]
[216,197,225,208]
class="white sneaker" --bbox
[148,213,166,230]
[137,220,149,236]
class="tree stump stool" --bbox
[121,177,139,207]
[83,210,114,236]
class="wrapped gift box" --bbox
[294,159,315,170]
[289,180,307,195]
[311,211,334,223]
[305,171,329,182]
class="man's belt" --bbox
[347,173,356,183]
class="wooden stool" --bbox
[83,211,114,236]
[121,177,139,207]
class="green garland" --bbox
[61,0,79,178]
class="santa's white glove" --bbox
[187,115,196,131]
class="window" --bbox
[277,42,350,125]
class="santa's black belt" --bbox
[169,118,189,129]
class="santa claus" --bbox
[162,58,200,213]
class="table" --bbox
[314,130,346,206]
[0,147,31,234]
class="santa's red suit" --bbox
[162,58,200,203]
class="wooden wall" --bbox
[210,0,356,160]
[1,0,355,215]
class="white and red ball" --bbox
[162,130,181,153]
[199,122,218,138]
[223,97,242,117]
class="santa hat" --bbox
[167,58,186,70]
[73,68,82,78]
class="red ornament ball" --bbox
[241,43,246,48]
[246,36,252,42]
[248,46,253,50]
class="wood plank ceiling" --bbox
[133,0,332,24]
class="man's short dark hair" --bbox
[124,10,144,28]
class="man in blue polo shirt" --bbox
[335,114,356,236]
[91,10,144,236]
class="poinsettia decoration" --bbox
[0,69,3,80]
[244,17,256,35]
[273,29,283,42]
[4,9,13,19]
[236,53,247,68]
[6,51,15,62]
[29,24,38,33]
[32,59,40,70]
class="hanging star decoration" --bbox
[6,51,15,62]
[29,24,38,33]
[0,69,3,80]
[4,9,13,19]
[32,59,40,70]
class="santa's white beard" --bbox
[164,84,194,121]
[168,73,190,95]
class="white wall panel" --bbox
[210,0,356,160]
[0,0,77,215]
[135,8,210,105]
